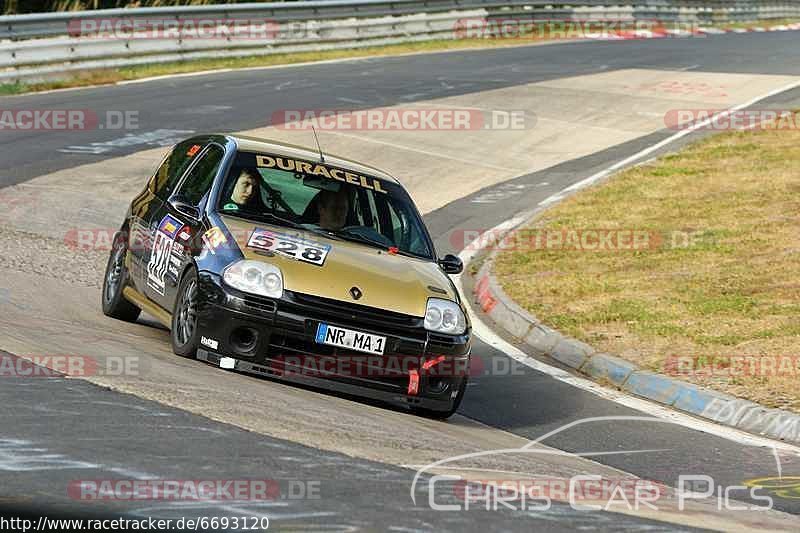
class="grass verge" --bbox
[493,115,800,412]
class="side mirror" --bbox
[169,196,200,221]
[438,254,463,275]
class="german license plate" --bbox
[315,323,386,355]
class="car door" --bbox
[129,139,207,290]
[145,143,226,312]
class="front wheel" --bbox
[171,268,200,358]
[101,232,141,322]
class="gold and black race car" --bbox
[102,134,471,418]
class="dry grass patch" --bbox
[494,121,800,412]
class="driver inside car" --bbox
[223,169,264,212]
[317,188,350,231]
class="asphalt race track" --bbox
[2,32,800,531]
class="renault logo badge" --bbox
[349,286,363,300]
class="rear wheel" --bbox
[101,232,141,322]
[171,269,200,358]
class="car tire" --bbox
[412,377,467,420]
[171,268,200,358]
[101,232,141,322]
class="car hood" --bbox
[220,215,456,317]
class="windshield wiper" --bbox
[220,209,302,230]
[336,229,392,251]
[317,227,430,258]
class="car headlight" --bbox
[424,298,466,335]
[223,260,283,298]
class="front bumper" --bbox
[195,271,471,412]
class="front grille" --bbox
[282,291,424,338]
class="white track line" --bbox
[539,78,800,207]
[454,79,800,454]
[10,39,578,98]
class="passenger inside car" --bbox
[223,169,265,212]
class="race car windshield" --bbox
[218,151,434,259]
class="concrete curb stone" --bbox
[469,248,800,444]
[581,353,637,388]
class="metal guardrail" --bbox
[0,0,799,82]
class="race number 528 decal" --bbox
[147,214,184,295]
[247,228,331,266]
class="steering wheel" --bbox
[261,181,295,216]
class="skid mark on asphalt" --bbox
[58,129,195,155]
[0,439,99,472]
